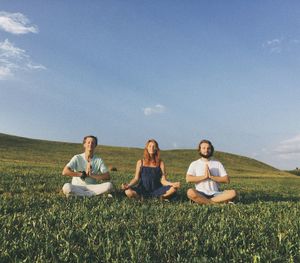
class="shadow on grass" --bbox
[237,191,300,204]
[111,189,300,204]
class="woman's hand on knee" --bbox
[171,182,181,189]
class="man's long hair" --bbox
[198,139,214,158]
[143,139,160,166]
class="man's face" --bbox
[199,142,212,158]
[84,137,96,152]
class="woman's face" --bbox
[147,141,157,155]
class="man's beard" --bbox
[200,152,212,158]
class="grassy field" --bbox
[0,133,299,262]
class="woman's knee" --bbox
[164,186,177,196]
[125,189,137,198]
[124,189,133,198]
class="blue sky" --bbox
[1,1,300,170]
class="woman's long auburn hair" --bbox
[143,139,160,166]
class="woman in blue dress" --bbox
[121,139,180,200]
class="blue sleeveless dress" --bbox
[132,161,171,198]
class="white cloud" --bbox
[274,134,300,155]
[262,38,282,53]
[26,62,46,70]
[0,39,46,80]
[0,11,38,34]
[0,38,26,58]
[262,38,300,54]
[143,104,166,116]
[0,66,12,79]
[265,39,281,45]
[251,135,300,169]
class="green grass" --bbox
[0,133,299,262]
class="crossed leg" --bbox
[62,182,114,197]
[162,186,177,199]
[211,190,237,203]
[187,188,236,205]
[125,186,177,200]
[187,188,213,204]
[124,188,140,200]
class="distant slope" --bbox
[0,133,294,178]
[287,169,300,176]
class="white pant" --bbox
[62,182,113,197]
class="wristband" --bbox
[80,171,87,180]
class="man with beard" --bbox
[186,139,236,204]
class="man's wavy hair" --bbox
[198,139,214,157]
[83,135,98,146]
[143,139,160,166]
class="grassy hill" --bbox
[0,133,299,262]
[288,169,300,176]
[0,132,291,177]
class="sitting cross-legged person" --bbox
[62,135,113,197]
[186,139,236,205]
[121,139,180,200]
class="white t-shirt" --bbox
[67,153,109,186]
[187,158,227,195]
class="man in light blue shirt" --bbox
[62,135,113,197]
